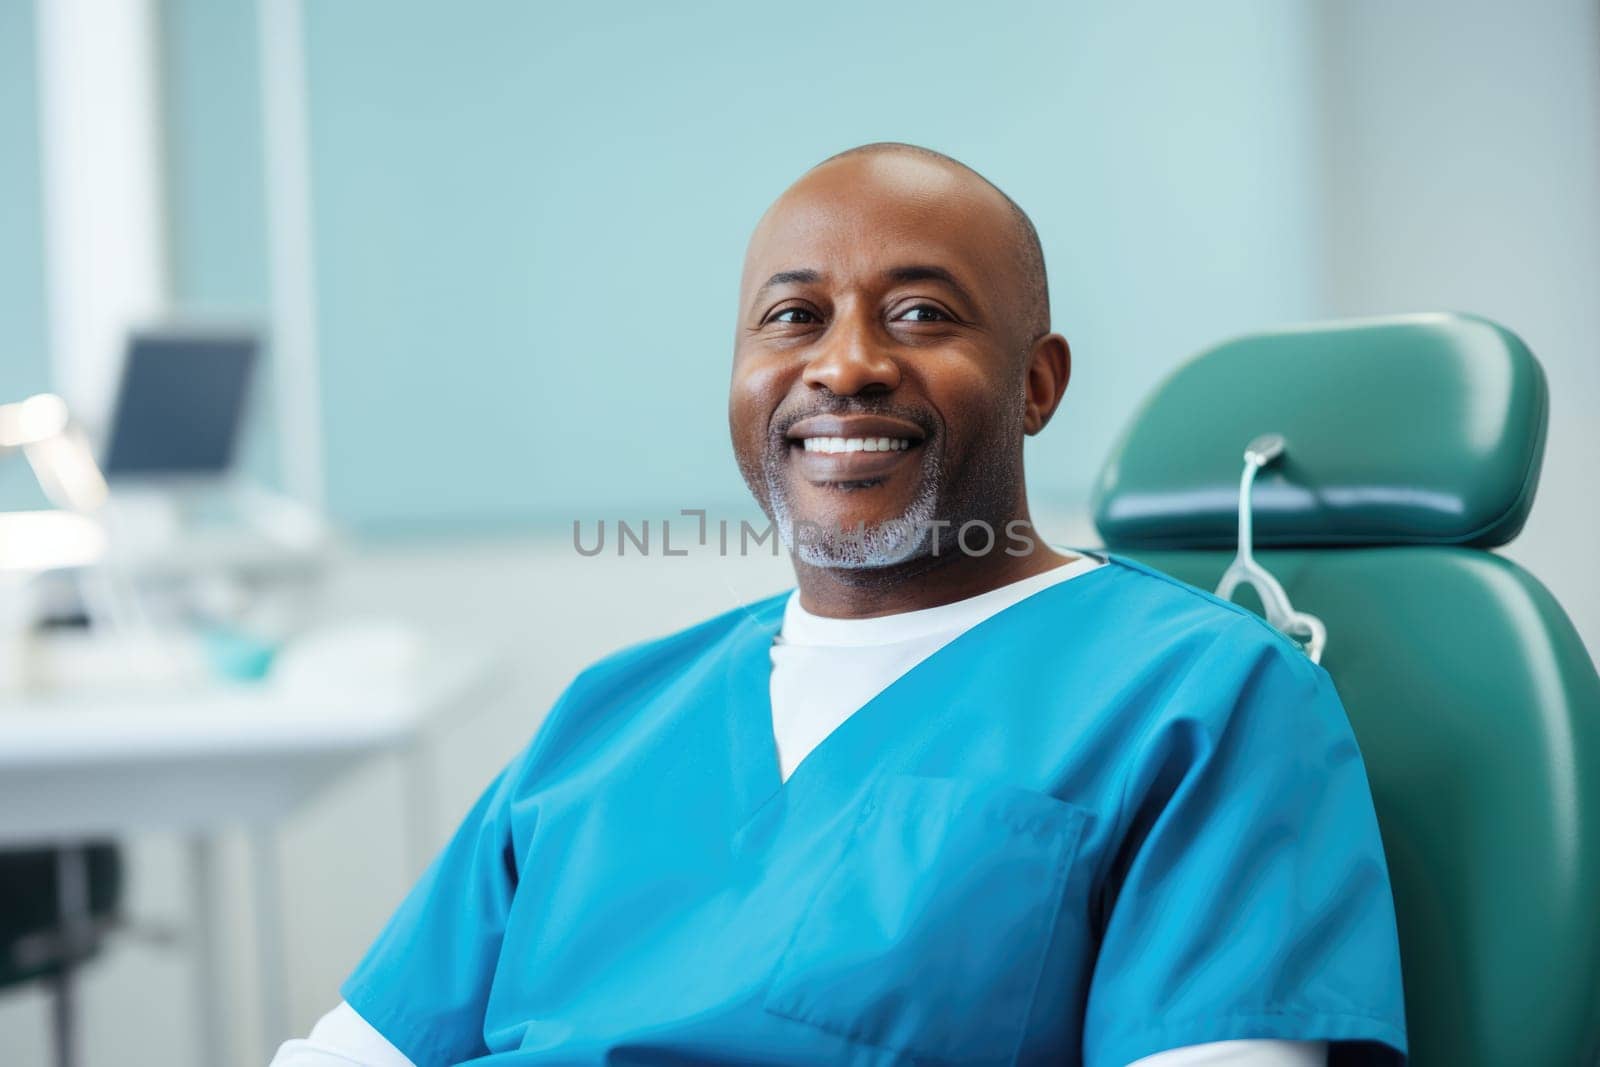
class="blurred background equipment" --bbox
[0,391,110,690]
[85,323,329,655]
[0,320,488,1067]
[0,391,122,1067]
[100,327,257,480]
[0,350,501,1066]
[0,391,107,518]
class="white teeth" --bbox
[800,436,913,454]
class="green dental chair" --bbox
[1091,312,1600,1066]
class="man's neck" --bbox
[791,512,1075,619]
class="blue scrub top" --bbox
[344,556,1407,1066]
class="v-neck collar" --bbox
[722,554,1117,825]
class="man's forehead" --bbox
[741,153,1020,296]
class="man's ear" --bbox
[1022,334,1071,435]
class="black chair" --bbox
[0,844,123,1067]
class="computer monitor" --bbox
[101,327,259,480]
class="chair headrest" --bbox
[1091,313,1548,550]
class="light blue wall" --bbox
[162,0,270,315]
[5,1,1327,532]
[299,0,1326,532]
[160,0,281,488]
[0,0,50,509]
[0,0,49,401]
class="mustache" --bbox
[769,397,940,442]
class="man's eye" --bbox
[771,308,818,325]
[894,305,949,323]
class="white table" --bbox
[0,646,506,1065]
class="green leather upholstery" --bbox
[1093,314,1600,1066]
[1093,313,1549,549]
[1122,550,1600,1066]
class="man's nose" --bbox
[800,315,902,396]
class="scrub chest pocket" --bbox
[764,776,1091,1064]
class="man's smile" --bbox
[799,436,913,453]
[783,413,927,485]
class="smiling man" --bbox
[274,144,1406,1067]
[732,145,1073,614]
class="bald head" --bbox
[804,142,1051,339]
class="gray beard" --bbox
[766,451,943,570]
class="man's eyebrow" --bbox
[750,264,979,305]
[755,269,823,295]
[885,264,973,297]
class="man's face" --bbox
[729,153,1043,568]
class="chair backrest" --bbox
[1091,313,1600,1066]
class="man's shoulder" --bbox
[1113,556,1312,655]
[513,591,788,782]
[557,589,789,706]
[1087,556,1339,733]
[1030,556,1305,655]
[1012,555,1328,727]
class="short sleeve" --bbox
[1084,622,1407,1067]
[340,749,527,1067]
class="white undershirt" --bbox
[271,555,1324,1067]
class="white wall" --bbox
[1315,0,1600,651]
[35,0,168,428]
